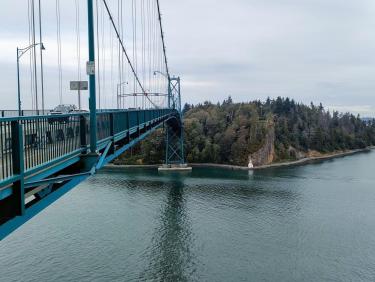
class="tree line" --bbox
[115,97,375,166]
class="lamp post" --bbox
[153,71,170,108]
[17,43,45,116]
[116,81,128,109]
[153,70,168,79]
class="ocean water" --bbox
[1,150,375,281]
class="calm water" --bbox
[1,151,375,281]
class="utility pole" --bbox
[87,0,97,153]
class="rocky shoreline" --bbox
[190,147,373,170]
[106,147,373,171]
[251,147,373,170]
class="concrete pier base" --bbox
[158,164,192,172]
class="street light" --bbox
[17,42,45,116]
[116,81,129,109]
[154,70,172,108]
[153,70,169,79]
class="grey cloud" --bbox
[0,0,374,115]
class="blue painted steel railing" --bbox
[0,108,178,239]
[0,110,51,117]
[0,108,174,182]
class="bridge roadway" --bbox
[0,108,182,239]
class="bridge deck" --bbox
[0,108,179,239]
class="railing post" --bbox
[80,115,87,152]
[137,110,140,137]
[110,113,114,137]
[126,111,130,143]
[109,113,115,154]
[11,120,25,216]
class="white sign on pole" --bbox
[86,61,95,75]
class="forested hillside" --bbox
[116,97,375,167]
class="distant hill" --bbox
[116,97,375,167]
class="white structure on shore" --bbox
[248,158,254,169]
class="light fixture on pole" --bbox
[153,70,168,79]
[116,81,129,109]
[17,43,46,116]
[154,70,171,108]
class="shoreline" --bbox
[251,147,373,170]
[106,147,373,171]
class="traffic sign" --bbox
[70,81,88,91]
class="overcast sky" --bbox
[1,0,375,116]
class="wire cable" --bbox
[56,0,63,104]
[31,0,39,110]
[27,0,35,110]
[74,0,81,82]
[95,0,101,109]
[156,0,170,80]
[101,0,158,108]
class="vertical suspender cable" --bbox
[110,19,114,108]
[132,0,137,108]
[101,0,158,108]
[56,0,63,105]
[123,1,128,109]
[147,0,151,108]
[95,0,101,109]
[31,0,39,111]
[117,0,121,109]
[74,0,82,109]
[120,0,124,109]
[28,0,35,110]
[141,0,144,109]
[38,0,45,113]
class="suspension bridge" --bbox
[0,0,185,240]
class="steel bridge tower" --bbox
[165,77,185,165]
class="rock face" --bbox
[250,123,275,167]
[287,146,306,160]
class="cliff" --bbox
[249,120,275,167]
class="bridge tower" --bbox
[164,77,185,165]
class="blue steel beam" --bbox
[0,176,88,240]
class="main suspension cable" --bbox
[156,0,170,80]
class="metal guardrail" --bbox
[0,110,51,117]
[0,108,173,182]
